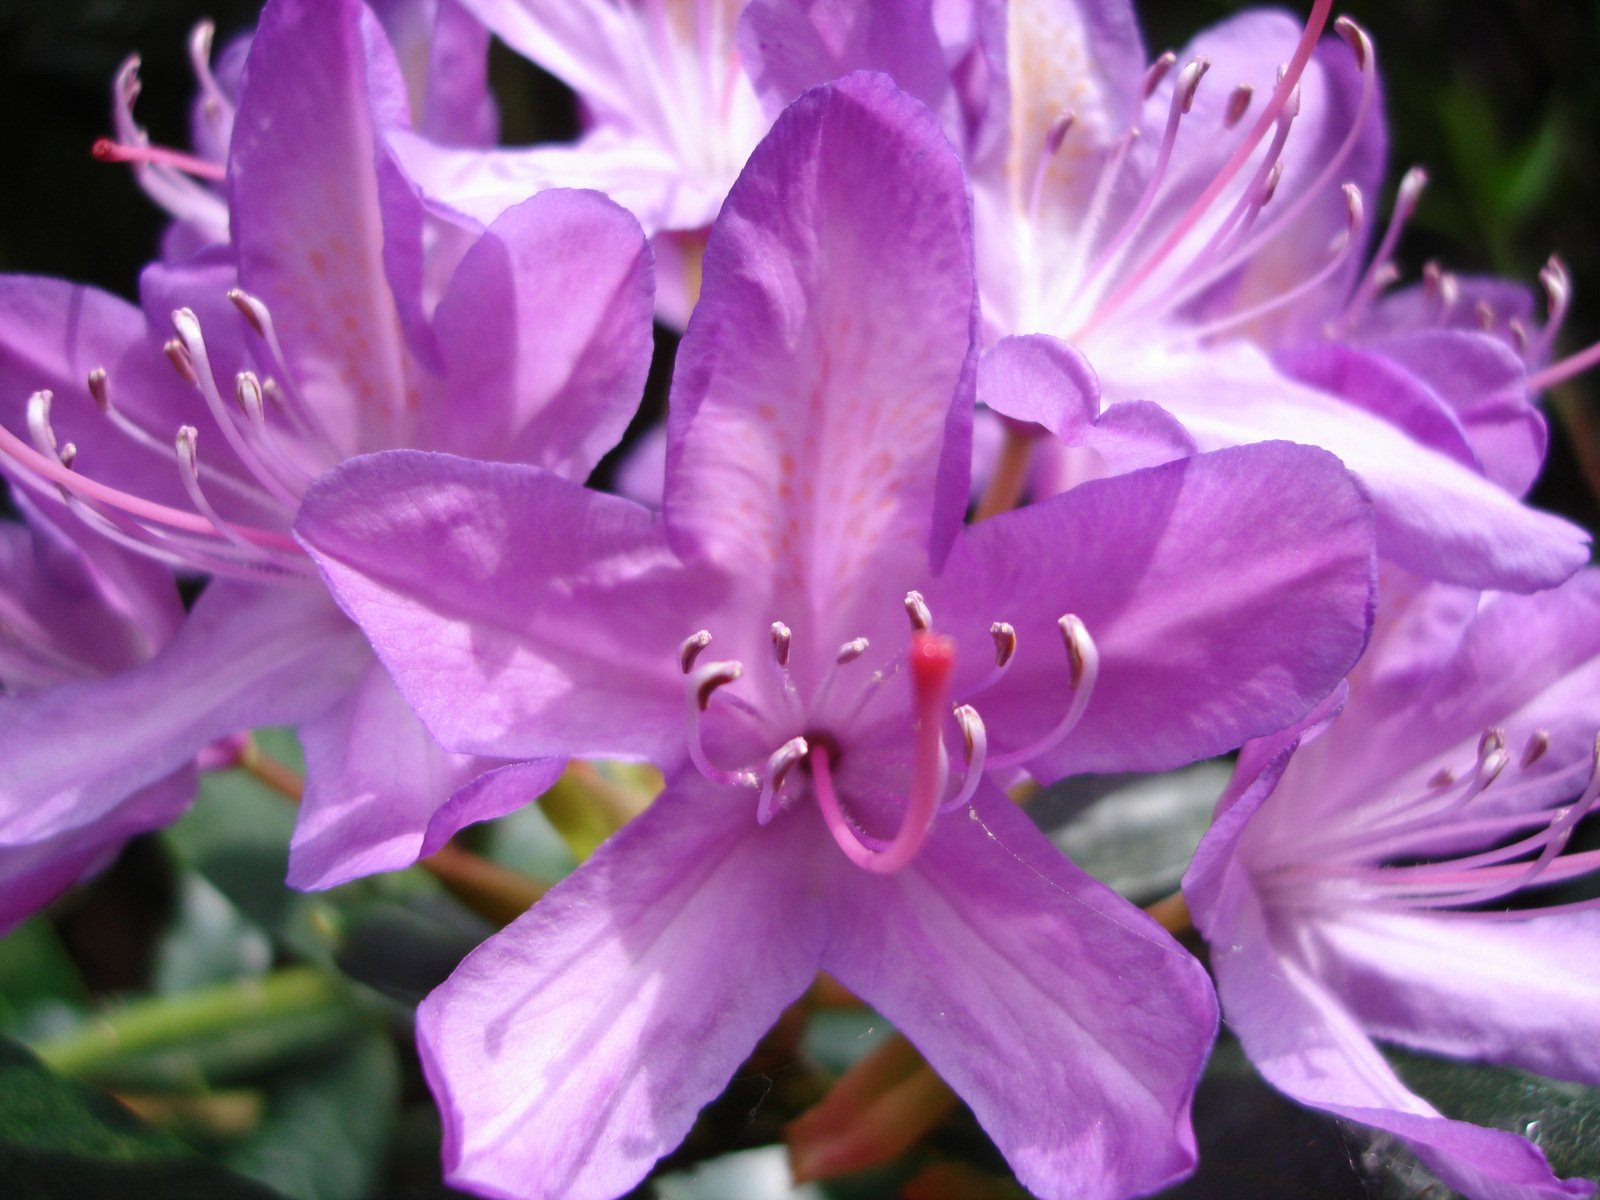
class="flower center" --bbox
[676,591,1099,873]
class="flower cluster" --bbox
[1,2,1596,1199]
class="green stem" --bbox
[32,966,347,1078]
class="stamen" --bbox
[683,659,757,788]
[1476,300,1497,331]
[87,367,111,411]
[679,629,712,674]
[1223,84,1253,129]
[174,424,272,558]
[814,632,954,874]
[940,704,989,814]
[755,735,809,825]
[1346,166,1427,319]
[986,614,1099,770]
[1142,51,1177,98]
[770,621,792,667]
[836,637,870,666]
[904,591,932,633]
[1522,730,1551,768]
[91,137,227,182]
[966,621,1018,697]
[164,338,199,385]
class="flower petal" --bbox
[1117,339,1589,591]
[821,784,1216,1200]
[425,188,654,474]
[229,0,413,454]
[664,72,976,645]
[289,657,565,890]
[418,773,829,1200]
[297,450,716,764]
[936,440,1375,777]
[0,582,366,843]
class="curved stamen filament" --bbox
[940,704,989,814]
[0,403,298,554]
[986,615,1099,770]
[683,659,758,788]
[756,735,809,826]
[815,632,954,874]
[1082,0,1336,334]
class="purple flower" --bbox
[742,0,1589,590]
[388,0,771,324]
[1185,571,1600,1200]
[299,73,1379,1199]
[0,492,192,930]
[0,0,653,894]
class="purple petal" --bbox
[1116,340,1590,591]
[0,582,367,844]
[297,450,716,764]
[1210,893,1591,1200]
[290,658,565,890]
[822,784,1215,1200]
[1318,910,1600,1087]
[664,72,976,640]
[229,0,412,455]
[0,769,194,934]
[367,0,498,144]
[1364,329,1547,496]
[418,774,829,1200]
[453,0,640,122]
[934,440,1375,778]
[977,335,1100,441]
[424,188,653,473]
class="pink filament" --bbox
[814,632,954,874]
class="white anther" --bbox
[87,368,111,411]
[836,637,870,665]
[1142,51,1177,98]
[756,735,810,826]
[1333,15,1372,70]
[691,659,741,710]
[236,371,265,421]
[1223,84,1253,128]
[986,615,1100,771]
[769,621,792,667]
[1059,614,1090,689]
[904,591,932,632]
[1176,57,1210,114]
[1397,166,1428,213]
[942,705,989,814]
[1427,766,1457,790]
[175,424,198,473]
[990,622,1017,668]
[25,391,60,460]
[164,338,198,385]
[679,629,712,675]
[1259,160,1284,206]
[228,288,269,338]
[1522,730,1551,768]
[1476,300,1497,331]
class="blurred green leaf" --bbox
[0,918,88,1028]
[223,1028,401,1200]
[32,967,365,1091]
[333,898,490,1006]
[153,875,274,996]
[1391,1050,1600,1183]
[1041,763,1228,904]
[0,1036,286,1199]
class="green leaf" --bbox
[223,1028,401,1200]
[0,918,88,1035]
[1390,1049,1600,1183]
[153,875,274,996]
[0,1036,286,1199]
[1040,763,1228,904]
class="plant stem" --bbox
[33,965,344,1077]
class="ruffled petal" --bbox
[934,440,1375,778]
[664,72,976,648]
[290,657,565,890]
[822,784,1216,1200]
[1211,894,1591,1200]
[1115,340,1589,591]
[418,774,829,1200]
[0,582,366,843]
[425,188,653,473]
[297,450,716,764]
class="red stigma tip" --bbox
[909,631,956,693]
[90,137,122,162]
